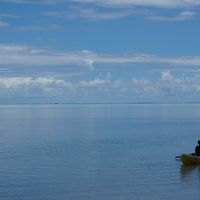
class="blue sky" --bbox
[0,0,200,103]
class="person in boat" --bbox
[195,140,200,156]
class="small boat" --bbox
[180,154,200,165]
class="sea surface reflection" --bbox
[1,104,200,200]
[180,165,200,179]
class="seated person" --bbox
[195,140,200,156]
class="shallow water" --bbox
[0,104,200,200]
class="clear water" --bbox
[0,104,200,200]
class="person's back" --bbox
[195,140,200,156]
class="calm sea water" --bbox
[0,104,200,200]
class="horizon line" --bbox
[1,101,200,105]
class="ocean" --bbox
[0,104,200,200]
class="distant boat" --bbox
[180,154,200,165]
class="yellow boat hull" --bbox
[180,154,200,165]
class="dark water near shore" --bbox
[0,104,200,200]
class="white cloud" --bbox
[0,0,63,4]
[148,11,196,21]
[0,45,93,74]
[70,0,200,8]
[161,70,173,80]
[69,1,199,21]
[15,24,62,31]
[3,0,199,21]
[77,78,109,87]
[45,8,134,20]
[43,5,197,21]
[1,72,200,101]
[0,13,16,18]
[0,77,72,89]
[0,20,9,27]
[1,44,200,77]
[0,77,73,97]
[7,0,199,8]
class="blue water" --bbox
[0,104,200,200]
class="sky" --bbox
[0,0,200,103]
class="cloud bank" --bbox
[1,44,200,102]
[71,0,200,9]
[1,71,200,102]
[2,0,199,21]
[3,0,200,8]
[1,44,200,77]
